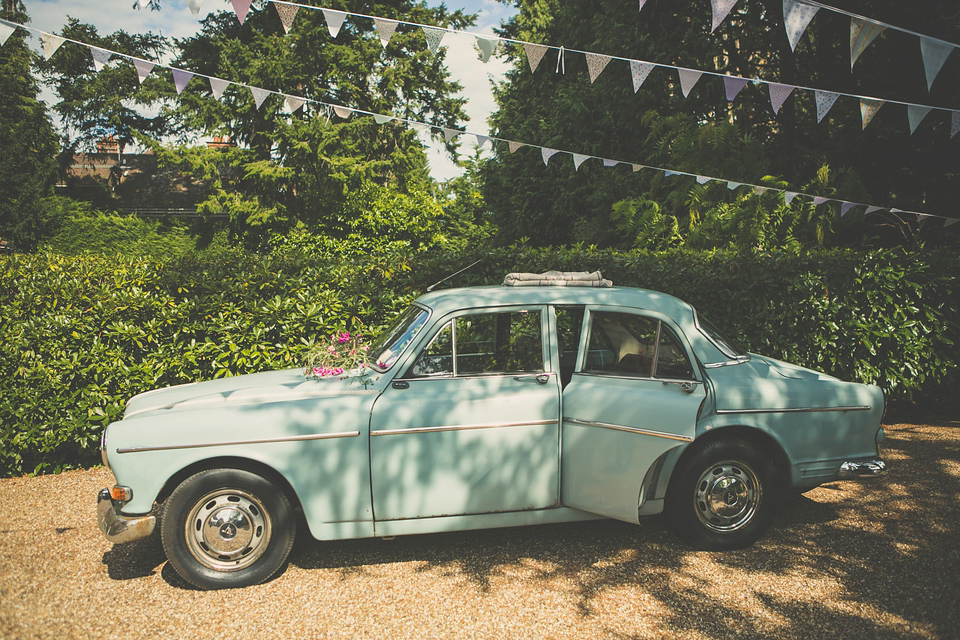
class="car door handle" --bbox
[662,380,701,393]
[514,373,553,384]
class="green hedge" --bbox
[1,246,956,476]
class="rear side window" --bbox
[583,311,694,380]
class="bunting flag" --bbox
[865,205,883,215]
[585,53,612,83]
[443,128,460,143]
[524,43,548,73]
[860,98,884,129]
[783,0,819,51]
[209,77,230,99]
[187,0,202,19]
[476,36,497,62]
[945,219,959,227]
[728,181,742,190]
[284,95,306,114]
[920,38,953,91]
[850,18,886,70]
[603,159,619,167]
[639,0,649,10]
[573,154,590,170]
[815,90,840,122]
[231,0,252,25]
[711,0,739,33]
[769,83,794,115]
[250,86,271,109]
[696,175,712,185]
[812,196,829,206]
[41,33,66,60]
[840,201,856,216]
[172,69,194,95]
[333,105,352,119]
[373,113,392,124]
[541,148,559,165]
[323,9,346,38]
[1,21,16,46]
[133,59,155,85]
[630,61,655,92]
[274,3,299,34]
[723,76,749,101]
[677,68,703,97]
[907,105,932,134]
[90,47,112,72]
[410,122,429,132]
[785,192,798,205]
[475,134,488,148]
[507,140,524,153]
[632,164,643,172]
[374,18,398,48]
[422,27,445,54]
[952,111,960,139]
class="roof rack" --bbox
[503,270,613,287]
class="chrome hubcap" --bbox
[694,460,761,533]
[185,489,271,572]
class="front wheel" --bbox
[161,468,296,589]
[666,439,780,550]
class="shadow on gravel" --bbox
[102,534,165,580]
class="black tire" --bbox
[666,439,780,550]
[161,468,296,590]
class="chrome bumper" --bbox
[838,458,887,479]
[97,489,156,544]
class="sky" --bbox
[24,0,518,181]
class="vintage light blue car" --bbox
[98,273,886,589]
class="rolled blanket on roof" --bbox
[502,270,613,287]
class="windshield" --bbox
[696,315,748,359]
[367,306,430,371]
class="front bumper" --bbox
[837,458,887,479]
[97,488,156,544]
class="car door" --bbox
[369,306,561,521]
[560,307,706,523]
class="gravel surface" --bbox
[2,419,958,639]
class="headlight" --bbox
[100,427,111,471]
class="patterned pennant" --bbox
[784,192,798,205]
[840,202,856,216]
[231,0,252,25]
[284,95,306,114]
[952,111,960,139]
[41,33,66,60]
[860,98,884,129]
[375,18,399,49]
[768,83,795,115]
[864,206,883,215]
[815,90,840,123]
[90,47,112,72]
[476,37,497,62]
[507,141,524,153]
[573,154,590,170]
[443,128,460,143]
[475,134,489,148]
[907,106,933,135]
[920,38,954,91]
[422,27,445,54]
[323,9,347,38]
[172,69,194,95]
[584,53,612,83]
[783,0,819,51]
[541,148,559,165]
[711,0,739,32]
[250,87,271,109]
[333,106,352,119]
[603,159,619,167]
[1,22,17,47]
[524,43,548,73]
[850,18,886,70]
[209,77,230,99]
[677,68,703,97]
[727,182,742,190]
[723,76,749,101]
[187,0,202,19]
[630,61,656,93]
[696,176,712,185]
[133,59,155,85]
[373,113,392,124]
[275,3,299,35]
[812,196,829,206]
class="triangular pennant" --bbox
[373,113,392,124]
[864,206,883,215]
[90,47,112,73]
[230,0,252,25]
[677,68,703,98]
[187,0,202,19]
[632,164,643,172]
[275,3,299,35]
[573,154,590,170]
[0,22,15,47]
[209,77,230,99]
[443,128,460,143]
[907,105,933,135]
[920,38,954,91]
[639,0,649,10]
[664,170,681,177]
[952,111,960,139]
[475,134,489,148]
[815,90,840,123]
[374,18,399,49]
[860,98,884,129]
[133,59,155,85]
[727,181,742,190]
[422,27,445,54]
[812,196,829,206]
[507,140,524,153]
[630,61,656,93]
[785,192,798,205]
[541,148,559,165]
[323,9,346,38]
[284,95,306,114]
[783,0,819,51]
[476,36,497,63]
[603,159,619,167]
[524,43,548,73]
[584,53,612,83]
[410,122,429,132]
[696,176,712,185]
[711,0,739,33]
[769,83,795,115]
[333,106,352,119]
[944,218,959,227]
[172,69,194,95]
[840,201,856,216]
[850,18,886,70]
[723,76,749,101]
[917,213,932,223]
[250,86,271,109]
[41,33,66,60]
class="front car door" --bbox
[560,307,706,523]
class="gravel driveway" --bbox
[1,419,958,639]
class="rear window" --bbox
[696,315,747,359]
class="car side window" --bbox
[408,310,544,377]
[583,311,694,380]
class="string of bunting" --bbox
[0,17,955,228]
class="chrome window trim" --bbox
[116,430,360,454]
[371,419,557,437]
[703,359,748,369]
[563,418,693,442]
[715,405,871,415]
[575,371,699,384]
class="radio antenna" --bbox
[426,258,484,292]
